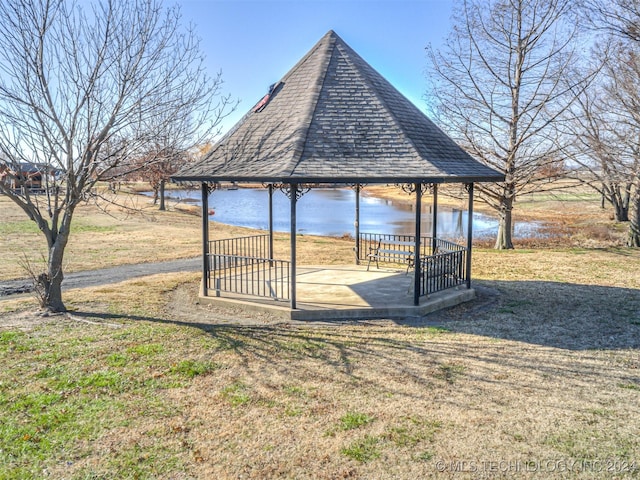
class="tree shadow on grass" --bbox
[417,279,640,351]
[51,282,640,478]
[69,301,640,408]
[72,276,640,357]
[66,275,640,402]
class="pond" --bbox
[156,188,543,239]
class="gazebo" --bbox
[172,30,504,320]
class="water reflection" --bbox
[159,188,542,239]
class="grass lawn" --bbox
[0,187,639,479]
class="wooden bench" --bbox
[366,240,415,272]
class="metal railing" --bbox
[358,232,468,296]
[431,237,467,254]
[207,234,289,301]
[208,234,270,266]
[207,254,290,301]
[420,248,467,296]
[205,232,468,304]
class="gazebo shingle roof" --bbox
[173,30,504,184]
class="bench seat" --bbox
[366,241,415,272]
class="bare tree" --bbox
[562,43,637,223]
[581,0,640,246]
[132,145,190,210]
[426,0,586,249]
[605,46,640,246]
[562,55,633,222]
[0,0,232,312]
[585,0,640,41]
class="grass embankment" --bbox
[0,188,639,479]
[0,193,202,281]
[366,184,627,248]
[0,192,353,281]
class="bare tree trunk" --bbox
[40,240,67,312]
[608,183,631,221]
[495,196,515,249]
[159,179,166,211]
[629,188,640,247]
[615,203,629,222]
[38,222,71,312]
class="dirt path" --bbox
[0,257,201,299]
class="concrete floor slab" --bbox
[200,265,474,321]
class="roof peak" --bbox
[321,29,348,49]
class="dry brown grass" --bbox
[0,193,203,280]
[164,327,638,479]
[2,261,638,478]
[1,185,639,478]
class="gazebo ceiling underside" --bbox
[173,30,504,185]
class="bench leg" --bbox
[406,255,414,274]
[367,255,380,271]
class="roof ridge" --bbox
[279,30,335,84]
[280,31,336,177]
[193,31,339,174]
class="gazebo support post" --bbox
[268,184,274,265]
[413,182,422,306]
[355,183,360,265]
[290,183,298,309]
[201,182,210,296]
[432,184,438,254]
[466,183,474,289]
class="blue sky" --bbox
[177,0,454,135]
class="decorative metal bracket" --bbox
[464,182,474,194]
[347,183,367,191]
[201,182,217,194]
[394,182,432,195]
[279,183,311,200]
